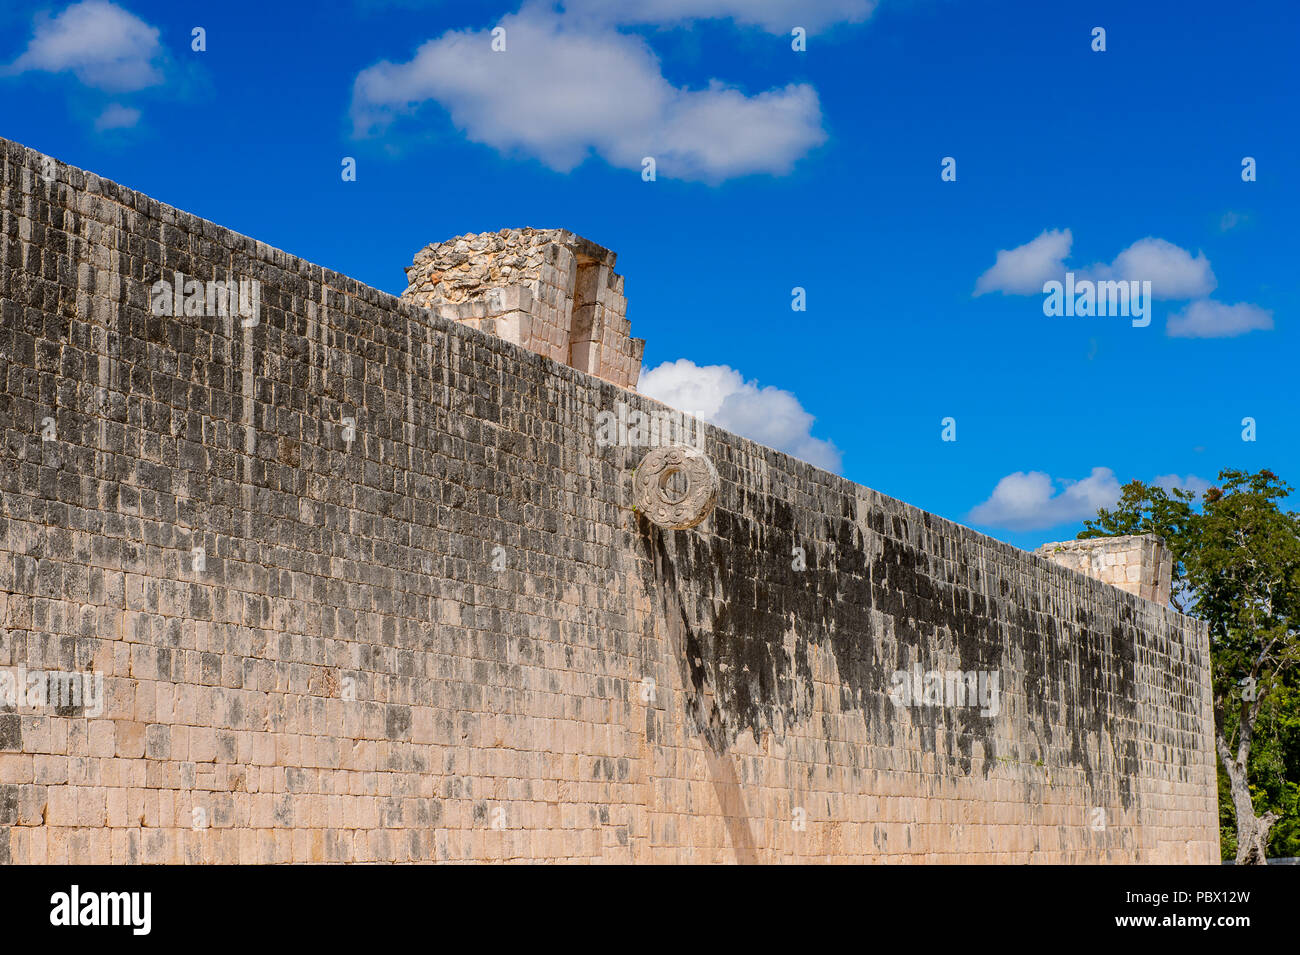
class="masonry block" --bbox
[0,137,1218,865]
[401,228,641,390]
[1037,534,1173,606]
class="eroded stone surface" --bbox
[0,138,1218,864]
[1038,534,1173,606]
[401,228,645,390]
[632,447,718,530]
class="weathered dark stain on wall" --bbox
[0,135,1217,861]
[637,460,1150,810]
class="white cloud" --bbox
[975,231,1216,300]
[1091,237,1216,299]
[349,6,827,181]
[973,229,1072,296]
[967,467,1121,532]
[1154,474,1212,496]
[638,358,842,472]
[1166,300,1273,338]
[94,102,140,131]
[7,0,164,92]
[559,0,878,33]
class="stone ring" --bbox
[632,446,719,530]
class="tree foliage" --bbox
[1081,469,1300,861]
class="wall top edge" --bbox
[0,136,1200,624]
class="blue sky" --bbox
[2,0,1296,550]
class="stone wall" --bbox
[0,137,1218,863]
[1038,535,1173,606]
[402,228,644,390]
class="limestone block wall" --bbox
[401,228,644,390]
[1038,535,1173,606]
[0,137,1217,864]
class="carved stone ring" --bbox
[632,446,719,530]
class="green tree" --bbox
[1081,469,1300,863]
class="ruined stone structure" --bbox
[0,138,1218,864]
[1039,535,1173,607]
[402,228,644,390]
